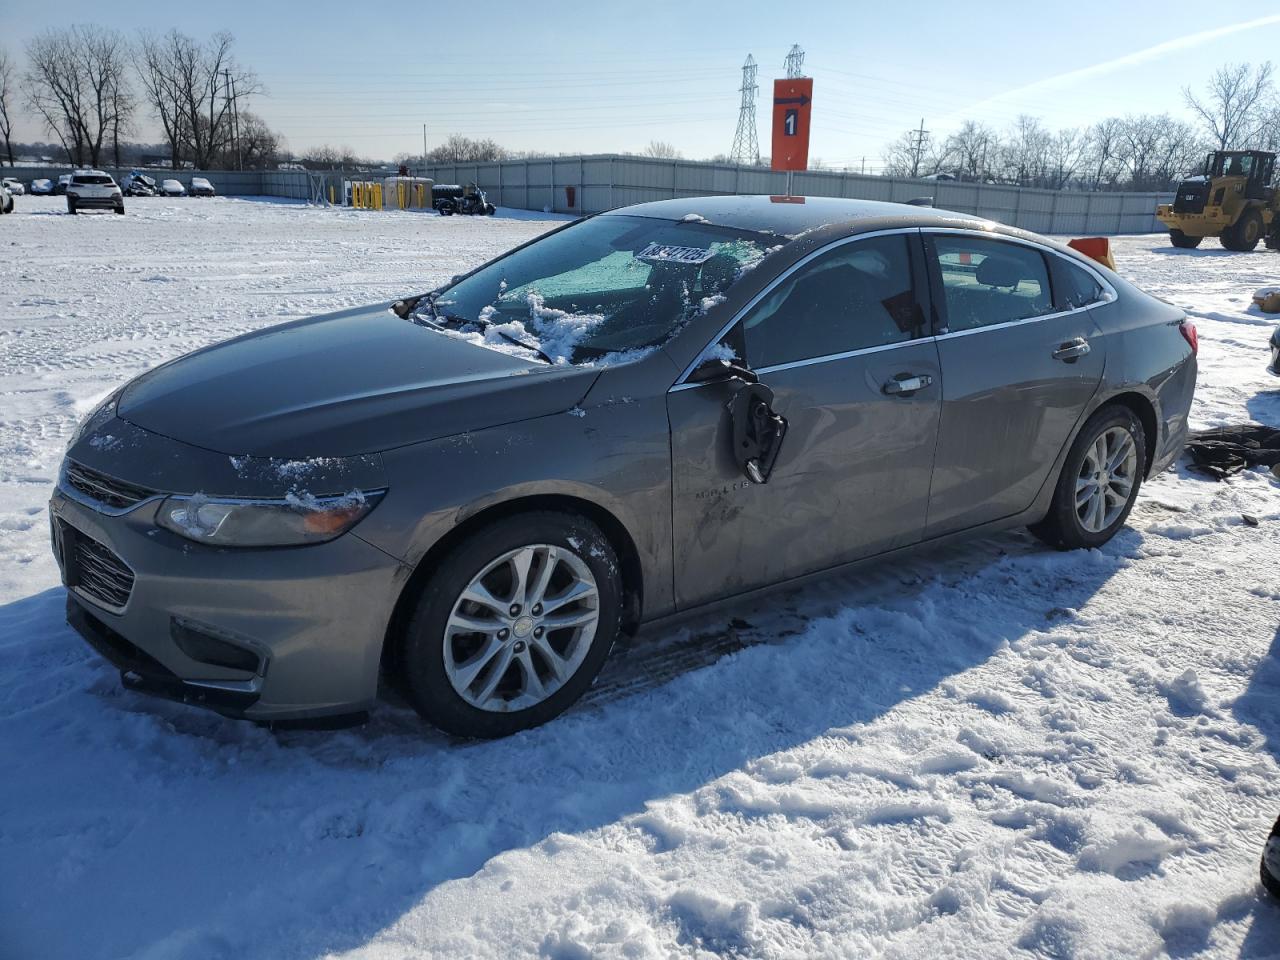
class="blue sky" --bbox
[6,0,1279,167]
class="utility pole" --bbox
[423,123,428,172]
[729,55,760,166]
[910,118,929,179]
[223,69,242,170]
[860,157,866,175]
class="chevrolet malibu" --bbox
[51,196,1198,738]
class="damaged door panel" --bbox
[667,230,942,609]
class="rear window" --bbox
[931,236,1054,332]
[72,175,114,185]
[1053,258,1106,310]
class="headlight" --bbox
[156,489,385,547]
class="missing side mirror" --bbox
[727,381,787,485]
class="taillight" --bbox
[1179,320,1198,356]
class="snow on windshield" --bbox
[416,217,776,366]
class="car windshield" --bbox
[425,214,775,365]
[73,175,113,185]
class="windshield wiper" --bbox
[419,300,555,365]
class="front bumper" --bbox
[50,482,408,722]
[68,195,122,208]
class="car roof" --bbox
[602,194,994,238]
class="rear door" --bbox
[667,230,942,608]
[923,232,1106,538]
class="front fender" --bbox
[353,395,675,618]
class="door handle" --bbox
[1052,338,1091,362]
[882,373,933,396]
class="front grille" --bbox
[1173,181,1209,214]
[66,523,135,610]
[64,460,156,511]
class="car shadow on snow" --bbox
[1247,389,1280,426]
[2,529,1133,960]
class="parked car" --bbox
[121,172,157,197]
[51,196,1198,738]
[1269,325,1279,376]
[3,177,26,195]
[189,176,215,197]
[66,170,124,215]
[53,174,73,195]
[0,184,12,214]
[30,178,53,196]
[159,179,185,197]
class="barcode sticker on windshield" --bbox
[636,242,715,265]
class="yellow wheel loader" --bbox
[1156,150,1278,252]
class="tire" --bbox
[66,200,77,215]
[1029,404,1146,550]
[437,201,456,216]
[1222,209,1263,252]
[115,204,125,215]
[1169,229,1202,249]
[399,510,623,738]
[1262,816,1280,899]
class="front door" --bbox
[667,231,942,609]
[922,232,1105,538]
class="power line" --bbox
[729,54,759,166]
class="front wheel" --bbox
[1169,229,1202,249]
[399,511,622,738]
[1223,210,1263,252]
[1029,405,1146,550]
[66,200,77,215]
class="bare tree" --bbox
[1046,127,1091,189]
[943,120,999,180]
[1184,61,1275,150]
[23,26,133,167]
[425,134,508,163]
[134,30,258,169]
[135,32,188,167]
[0,49,15,166]
[1085,117,1124,189]
[999,115,1052,185]
[642,139,681,159]
[216,111,278,169]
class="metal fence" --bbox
[420,155,1174,235]
[3,166,311,199]
[4,157,1174,235]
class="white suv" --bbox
[66,170,124,215]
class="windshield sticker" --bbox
[636,242,715,265]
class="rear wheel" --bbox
[1223,209,1263,252]
[1030,405,1146,550]
[399,511,622,738]
[114,203,125,215]
[437,201,456,216]
[1169,229,1202,249]
[66,199,77,215]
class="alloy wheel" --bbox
[443,544,600,712]
[1075,426,1138,533]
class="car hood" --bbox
[118,303,599,457]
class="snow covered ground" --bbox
[2,196,1279,960]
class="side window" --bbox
[1051,257,1105,311]
[931,236,1053,332]
[743,234,921,368]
